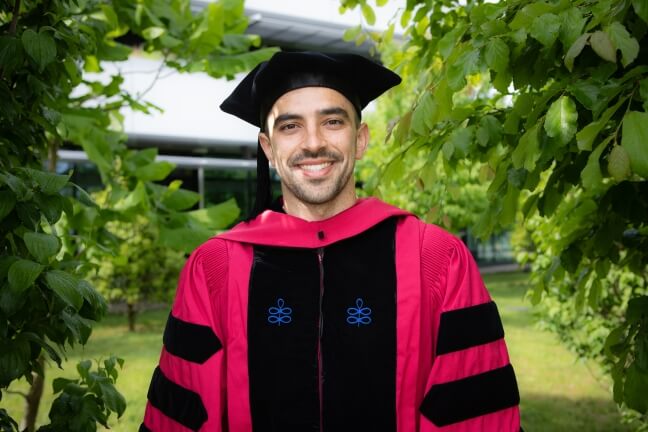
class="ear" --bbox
[355,123,370,160]
[258,132,274,167]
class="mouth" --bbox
[294,160,335,178]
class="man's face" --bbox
[259,87,369,206]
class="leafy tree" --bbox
[0,0,274,429]
[342,0,648,424]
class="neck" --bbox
[281,188,358,222]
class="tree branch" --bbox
[8,0,21,35]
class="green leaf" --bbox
[633,0,648,24]
[606,22,639,67]
[544,96,578,144]
[576,97,626,151]
[142,26,166,40]
[0,190,16,221]
[607,145,632,181]
[98,381,126,417]
[114,181,147,211]
[361,4,376,25]
[0,36,24,76]
[21,29,56,70]
[564,33,590,72]
[624,362,648,413]
[621,111,648,178]
[343,25,362,42]
[24,168,69,194]
[484,38,509,73]
[186,198,240,230]
[590,31,616,63]
[44,270,83,310]
[477,115,502,147]
[410,92,436,135]
[0,173,31,200]
[162,188,201,211]
[8,259,43,293]
[437,24,467,60]
[530,13,561,47]
[581,136,612,191]
[559,8,586,50]
[134,161,175,181]
[447,126,475,158]
[160,227,214,253]
[512,124,540,170]
[24,232,61,263]
[376,0,388,6]
[447,48,480,90]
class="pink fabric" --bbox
[143,403,193,432]
[224,241,254,432]
[144,199,520,431]
[219,197,410,248]
[394,215,423,431]
[142,239,229,432]
[419,224,521,431]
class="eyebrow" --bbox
[273,106,352,130]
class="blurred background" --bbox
[1,0,647,430]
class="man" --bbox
[141,51,521,431]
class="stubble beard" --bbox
[281,148,355,206]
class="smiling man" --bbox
[141,52,521,432]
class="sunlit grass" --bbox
[3,272,629,431]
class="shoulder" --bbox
[418,221,465,258]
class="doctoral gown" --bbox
[141,198,521,431]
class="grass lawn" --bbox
[3,272,630,431]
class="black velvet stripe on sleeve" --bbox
[436,301,504,355]
[138,424,151,432]
[147,366,208,431]
[163,313,222,364]
[420,364,520,426]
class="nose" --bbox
[302,125,326,153]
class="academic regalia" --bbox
[141,51,521,431]
[140,199,520,431]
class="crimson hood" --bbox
[217,198,412,248]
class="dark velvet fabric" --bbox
[419,364,520,426]
[138,424,151,432]
[146,366,208,431]
[163,313,222,364]
[435,301,505,355]
[247,218,398,431]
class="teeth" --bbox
[301,162,332,171]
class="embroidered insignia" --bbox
[268,298,292,326]
[346,298,372,326]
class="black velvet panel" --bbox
[163,313,222,364]
[420,364,520,426]
[138,424,151,432]
[248,245,321,431]
[321,218,397,431]
[146,366,207,431]
[436,301,504,355]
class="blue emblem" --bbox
[346,298,372,326]
[268,298,292,326]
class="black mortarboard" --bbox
[220,51,402,218]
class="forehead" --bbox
[269,87,355,116]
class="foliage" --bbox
[342,0,648,422]
[1,0,272,429]
[39,357,125,432]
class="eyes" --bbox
[278,118,345,132]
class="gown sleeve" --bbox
[419,225,521,431]
[140,238,229,432]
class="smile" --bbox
[300,162,332,172]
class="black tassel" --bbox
[248,141,272,221]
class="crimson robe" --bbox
[141,198,521,431]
